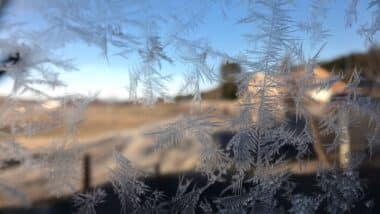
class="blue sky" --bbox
[0,0,378,101]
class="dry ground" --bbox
[0,99,378,208]
[0,100,237,207]
[14,100,237,146]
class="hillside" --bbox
[320,47,380,81]
[176,47,380,102]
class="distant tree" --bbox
[220,61,241,99]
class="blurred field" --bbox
[0,97,379,209]
[14,100,236,147]
[0,100,237,207]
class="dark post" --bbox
[83,154,91,191]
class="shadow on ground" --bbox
[0,167,379,214]
[1,125,379,213]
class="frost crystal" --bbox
[73,189,106,214]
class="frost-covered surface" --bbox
[0,0,379,213]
